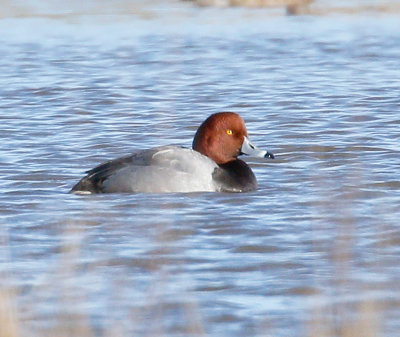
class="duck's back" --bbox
[70,146,219,194]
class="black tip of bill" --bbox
[265,151,275,159]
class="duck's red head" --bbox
[192,112,250,164]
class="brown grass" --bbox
[0,288,19,337]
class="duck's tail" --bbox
[70,176,103,194]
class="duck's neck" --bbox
[213,159,257,192]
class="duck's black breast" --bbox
[212,159,257,192]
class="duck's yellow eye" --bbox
[226,129,233,135]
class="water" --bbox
[1,3,400,337]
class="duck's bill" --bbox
[241,136,275,159]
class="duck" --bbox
[70,112,274,194]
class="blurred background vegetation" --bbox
[1,0,400,18]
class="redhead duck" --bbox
[70,112,274,194]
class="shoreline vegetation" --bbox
[1,0,400,18]
[189,0,314,15]
[189,0,400,15]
